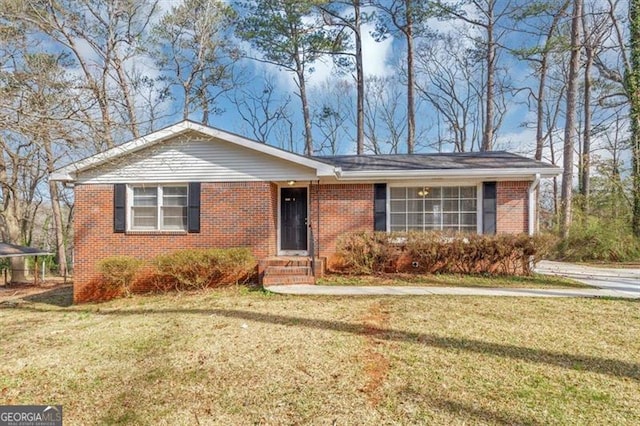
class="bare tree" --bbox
[319,0,367,154]
[363,75,408,154]
[560,0,582,239]
[372,0,432,153]
[311,79,353,155]
[152,0,240,125]
[232,75,294,145]
[6,0,160,148]
[416,35,482,152]
[434,0,513,151]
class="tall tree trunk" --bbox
[629,0,640,237]
[355,0,365,155]
[481,4,495,152]
[581,42,593,215]
[296,63,313,156]
[560,0,582,239]
[405,0,415,154]
[43,137,67,277]
[48,181,67,277]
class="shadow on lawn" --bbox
[23,286,73,307]
[13,304,640,382]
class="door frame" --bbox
[277,183,310,255]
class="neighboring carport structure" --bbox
[0,242,52,285]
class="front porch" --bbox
[258,256,326,286]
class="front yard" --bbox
[1,286,639,424]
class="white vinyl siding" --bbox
[78,136,318,184]
[130,185,187,231]
[389,186,478,233]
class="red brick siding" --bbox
[74,182,277,302]
[496,181,529,234]
[309,184,374,267]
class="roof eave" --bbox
[50,121,337,182]
[335,167,563,181]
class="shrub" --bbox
[97,256,144,297]
[335,231,400,274]
[336,231,553,276]
[154,248,255,290]
[556,218,640,262]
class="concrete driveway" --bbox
[535,260,640,297]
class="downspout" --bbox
[528,173,541,236]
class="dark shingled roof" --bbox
[313,151,555,171]
[0,242,51,258]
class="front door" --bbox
[280,187,308,252]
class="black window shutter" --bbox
[113,183,126,233]
[374,183,387,232]
[188,182,201,233]
[482,182,497,235]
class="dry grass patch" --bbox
[1,286,639,424]
[318,272,589,288]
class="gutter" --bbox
[528,173,541,235]
[334,167,562,181]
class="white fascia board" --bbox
[335,167,562,181]
[51,121,337,182]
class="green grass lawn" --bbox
[1,286,639,424]
[318,272,590,289]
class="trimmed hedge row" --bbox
[335,231,554,276]
[96,248,255,299]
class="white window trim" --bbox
[386,182,483,234]
[127,184,189,232]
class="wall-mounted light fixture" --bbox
[417,187,429,197]
[287,180,296,186]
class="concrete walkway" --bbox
[536,260,640,297]
[266,260,640,299]
[265,284,639,298]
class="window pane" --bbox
[424,212,440,225]
[132,207,157,229]
[443,213,459,226]
[443,199,459,211]
[407,199,423,213]
[163,186,187,207]
[390,187,406,199]
[406,187,422,199]
[391,200,406,211]
[407,213,423,226]
[442,187,459,198]
[461,199,477,211]
[133,187,157,206]
[162,206,187,230]
[163,186,187,196]
[424,200,441,213]
[426,187,441,198]
[390,213,406,226]
[460,187,476,198]
[461,213,477,226]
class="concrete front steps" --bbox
[259,257,325,286]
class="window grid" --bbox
[389,186,477,233]
[130,185,188,231]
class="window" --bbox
[130,185,188,231]
[389,186,478,233]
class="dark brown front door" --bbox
[281,187,307,251]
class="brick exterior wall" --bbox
[496,181,529,234]
[74,182,278,302]
[74,180,530,301]
[309,184,374,268]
